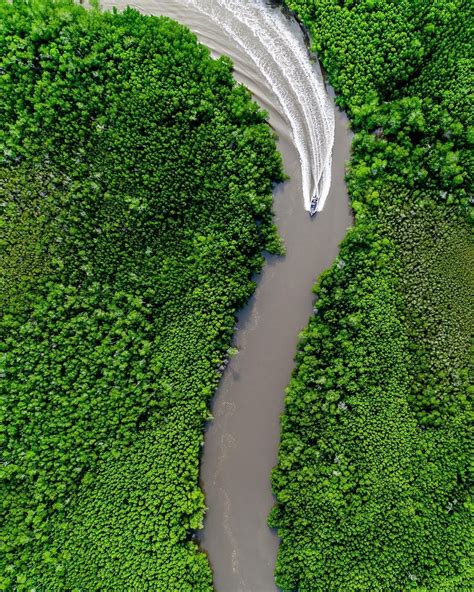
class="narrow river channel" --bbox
[102,2,353,590]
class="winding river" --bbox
[102,1,353,590]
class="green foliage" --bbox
[287,0,472,210]
[0,0,283,589]
[272,0,473,590]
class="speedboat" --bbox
[309,195,319,216]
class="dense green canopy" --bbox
[271,1,473,590]
[0,1,283,589]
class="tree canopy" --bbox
[0,1,283,589]
[271,1,473,590]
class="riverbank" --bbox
[272,1,473,589]
[1,1,284,589]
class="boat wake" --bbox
[183,0,335,213]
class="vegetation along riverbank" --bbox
[0,1,284,589]
[271,0,473,590]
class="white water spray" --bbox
[101,0,335,213]
[181,0,334,214]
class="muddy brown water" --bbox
[101,2,352,590]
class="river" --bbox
[101,2,352,590]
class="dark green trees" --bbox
[0,1,283,589]
[271,1,473,590]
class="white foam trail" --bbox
[100,0,335,213]
[182,0,334,213]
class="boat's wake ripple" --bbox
[183,0,335,213]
